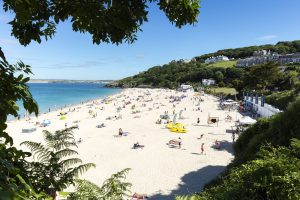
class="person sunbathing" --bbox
[133,142,144,149]
[214,140,221,150]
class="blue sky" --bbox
[0,0,300,80]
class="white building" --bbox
[244,97,281,118]
[202,79,216,86]
[178,84,194,92]
[205,55,229,64]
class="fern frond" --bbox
[71,163,96,177]
[54,148,78,159]
[60,158,82,169]
[21,141,50,163]
[53,141,77,151]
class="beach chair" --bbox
[132,193,148,200]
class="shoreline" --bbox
[9,88,123,122]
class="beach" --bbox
[7,88,242,199]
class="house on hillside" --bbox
[178,84,194,92]
[202,79,216,86]
[205,55,229,64]
[236,50,279,67]
[279,53,300,64]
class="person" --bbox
[119,128,123,136]
[201,143,204,154]
[198,134,204,140]
[232,133,236,142]
[133,142,140,149]
[178,137,182,149]
[197,117,200,124]
[215,140,221,150]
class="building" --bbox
[243,95,281,118]
[236,50,279,67]
[178,84,194,92]
[205,55,229,64]
[202,79,216,86]
[279,53,300,65]
[237,50,300,67]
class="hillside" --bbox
[195,40,300,61]
[112,40,300,90]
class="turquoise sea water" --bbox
[15,83,121,119]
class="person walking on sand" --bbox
[201,143,205,154]
[178,137,182,149]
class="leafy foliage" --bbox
[67,179,101,200]
[0,47,41,199]
[243,62,281,90]
[266,90,299,110]
[21,127,95,196]
[3,0,200,46]
[68,168,132,200]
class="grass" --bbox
[207,60,237,68]
[207,87,237,95]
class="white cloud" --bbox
[257,35,278,41]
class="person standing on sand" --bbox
[178,137,182,149]
[201,143,205,154]
[197,117,200,125]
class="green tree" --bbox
[245,62,281,90]
[21,127,95,198]
[214,71,224,82]
[3,0,200,46]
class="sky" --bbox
[0,0,300,80]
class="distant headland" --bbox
[28,79,115,84]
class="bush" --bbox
[266,90,297,110]
[232,98,300,166]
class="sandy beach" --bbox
[7,88,242,199]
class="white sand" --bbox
[7,88,242,199]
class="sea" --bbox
[13,83,122,120]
